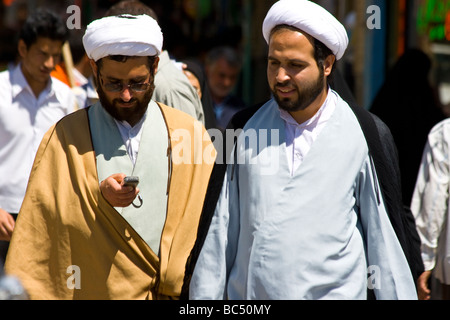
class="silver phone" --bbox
[123,176,139,188]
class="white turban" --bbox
[262,0,349,60]
[83,14,163,62]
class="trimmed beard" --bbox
[273,67,325,113]
[97,81,155,125]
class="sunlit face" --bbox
[267,28,331,114]
[18,37,63,88]
[92,56,158,126]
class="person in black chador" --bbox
[370,49,446,206]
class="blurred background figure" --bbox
[411,117,450,300]
[69,28,98,109]
[370,48,446,206]
[182,58,216,130]
[0,263,28,300]
[205,45,247,131]
[0,8,76,267]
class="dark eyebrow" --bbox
[268,55,309,65]
[129,76,148,83]
[104,75,148,83]
[104,76,120,82]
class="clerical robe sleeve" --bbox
[189,164,240,299]
[357,155,418,300]
[410,130,449,272]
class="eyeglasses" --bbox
[99,74,151,93]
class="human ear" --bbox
[17,39,28,59]
[152,56,160,75]
[323,55,336,77]
[89,59,98,75]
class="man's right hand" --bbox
[100,173,140,208]
[417,270,432,300]
[0,208,15,241]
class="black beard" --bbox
[274,68,325,113]
[96,82,155,125]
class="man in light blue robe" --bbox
[188,0,418,300]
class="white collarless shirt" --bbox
[114,112,147,166]
[279,88,337,176]
[0,64,76,213]
[411,118,450,284]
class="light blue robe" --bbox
[189,97,417,300]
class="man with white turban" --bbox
[187,0,418,300]
[103,0,205,125]
[4,14,215,299]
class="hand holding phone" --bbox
[123,176,139,188]
[123,176,142,208]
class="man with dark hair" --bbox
[18,8,68,48]
[3,14,215,300]
[0,9,76,266]
[187,0,417,300]
[205,45,246,130]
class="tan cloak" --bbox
[4,103,215,300]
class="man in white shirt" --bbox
[0,9,76,265]
[411,119,450,300]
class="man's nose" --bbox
[119,85,133,101]
[44,56,56,70]
[276,67,290,83]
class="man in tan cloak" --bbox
[4,14,215,300]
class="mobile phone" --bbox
[123,176,139,188]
